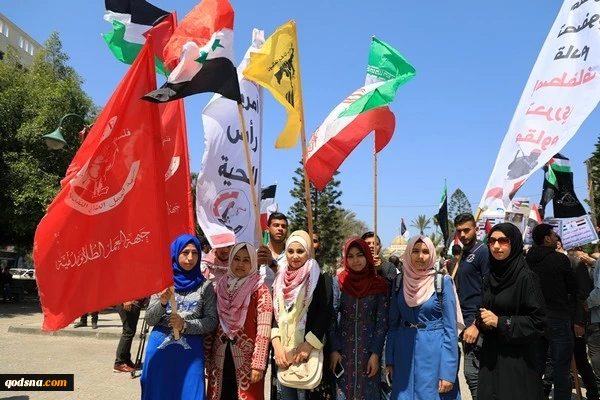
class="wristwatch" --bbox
[270,260,278,269]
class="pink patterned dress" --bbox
[205,284,273,400]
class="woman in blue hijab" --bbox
[141,234,218,400]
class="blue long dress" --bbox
[385,275,461,400]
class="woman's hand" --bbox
[250,369,264,384]
[384,365,393,382]
[329,351,342,373]
[366,353,379,378]
[272,339,291,369]
[480,308,499,329]
[439,379,454,393]
[169,313,184,332]
[159,287,172,305]
[293,341,313,364]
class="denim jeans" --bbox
[114,304,141,364]
[462,340,481,400]
[540,318,574,400]
[279,385,306,400]
[574,334,599,400]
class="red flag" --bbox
[34,38,173,331]
[160,99,194,241]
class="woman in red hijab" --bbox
[329,237,390,399]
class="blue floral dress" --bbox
[329,282,389,400]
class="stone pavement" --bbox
[0,298,142,399]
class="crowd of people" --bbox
[84,211,600,400]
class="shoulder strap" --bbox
[435,271,444,312]
[394,269,404,294]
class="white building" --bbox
[0,13,42,68]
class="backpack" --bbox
[394,269,445,312]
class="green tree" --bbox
[448,188,473,223]
[0,32,95,249]
[288,163,343,267]
[410,215,432,235]
[338,208,369,240]
[588,138,600,228]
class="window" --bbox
[1,23,8,38]
[18,36,23,48]
[28,46,33,56]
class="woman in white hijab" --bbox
[271,230,332,400]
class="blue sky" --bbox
[3,0,596,248]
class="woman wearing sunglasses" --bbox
[477,223,546,400]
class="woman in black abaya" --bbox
[477,223,546,400]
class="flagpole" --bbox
[373,137,378,243]
[169,288,180,340]
[237,105,263,244]
[294,27,314,243]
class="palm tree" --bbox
[410,215,432,235]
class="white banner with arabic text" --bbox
[196,29,264,247]
[480,0,600,214]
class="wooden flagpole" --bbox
[373,137,378,245]
[293,30,314,244]
[169,287,180,340]
[237,104,263,244]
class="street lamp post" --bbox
[41,113,88,150]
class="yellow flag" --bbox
[243,20,302,149]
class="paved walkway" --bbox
[1,298,142,399]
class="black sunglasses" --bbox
[488,237,510,246]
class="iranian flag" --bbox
[143,0,241,103]
[305,37,415,191]
[103,0,171,74]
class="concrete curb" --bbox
[7,325,122,340]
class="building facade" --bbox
[0,13,42,68]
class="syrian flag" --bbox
[305,37,415,190]
[143,0,241,103]
[103,0,171,74]
[260,184,277,230]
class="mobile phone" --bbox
[263,230,270,246]
[334,362,344,378]
[385,372,392,387]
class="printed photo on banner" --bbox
[505,211,527,234]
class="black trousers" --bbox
[574,335,600,400]
[114,304,141,364]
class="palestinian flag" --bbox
[436,180,449,245]
[143,0,241,103]
[539,153,586,218]
[305,37,415,191]
[103,0,170,74]
[401,218,410,241]
[260,184,277,230]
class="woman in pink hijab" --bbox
[384,235,464,400]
